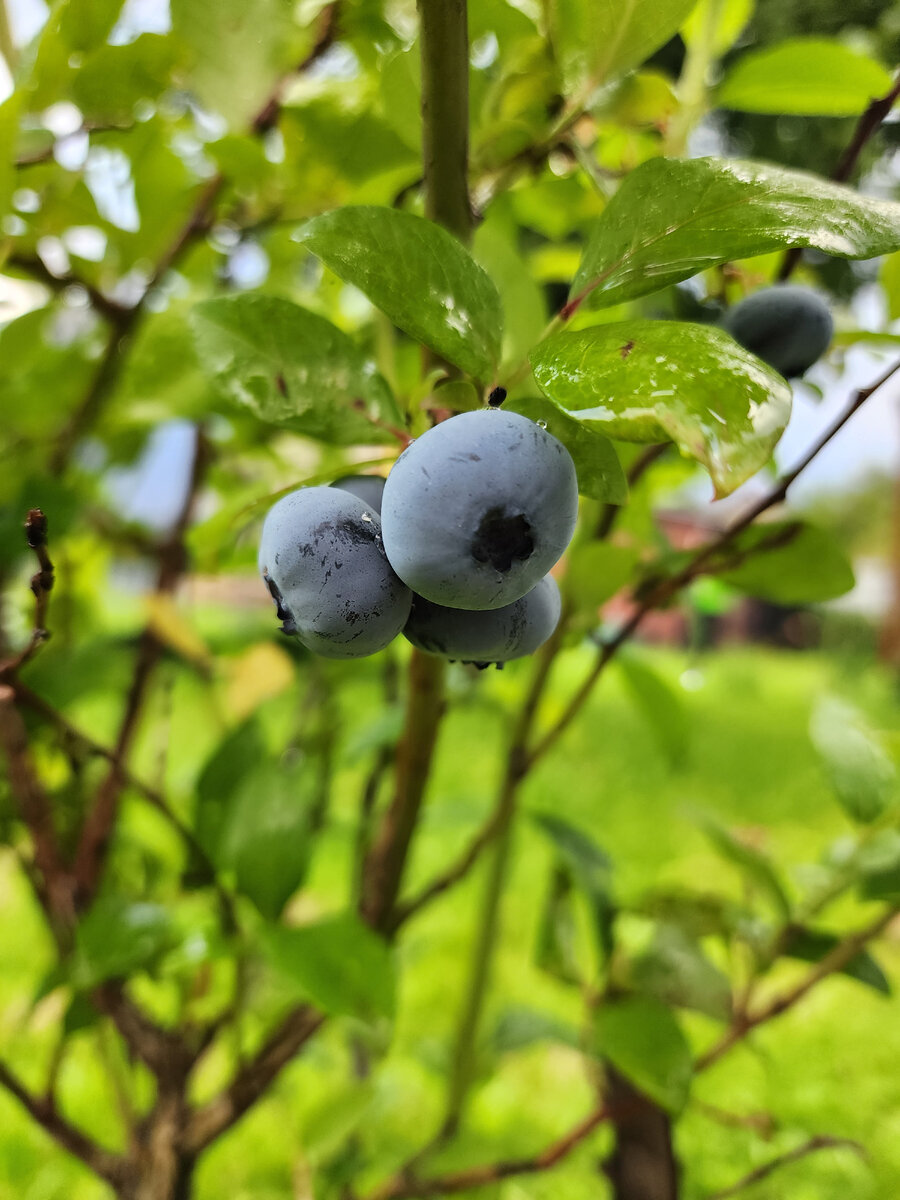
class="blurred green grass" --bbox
[1,643,898,1199]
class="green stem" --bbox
[664,0,723,157]
[441,767,518,1139]
[419,0,471,244]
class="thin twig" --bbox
[706,1135,866,1199]
[0,1058,128,1184]
[367,1104,613,1200]
[696,905,898,1071]
[389,801,507,931]
[184,1006,326,1152]
[0,509,56,676]
[6,252,132,325]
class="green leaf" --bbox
[533,812,616,961]
[190,295,398,444]
[63,992,99,1036]
[810,698,895,824]
[783,926,891,995]
[549,0,701,91]
[491,1007,582,1055]
[58,0,123,52]
[0,307,98,439]
[572,157,900,310]
[298,207,503,379]
[716,522,855,605]
[595,996,692,1113]
[73,898,174,988]
[718,40,892,116]
[508,395,627,502]
[566,542,640,611]
[618,651,689,768]
[699,816,792,921]
[171,0,304,128]
[223,764,315,919]
[198,738,315,918]
[535,864,583,985]
[681,0,754,55]
[71,35,181,121]
[530,322,791,497]
[262,913,395,1021]
[630,923,733,1020]
[195,719,265,857]
[857,832,900,900]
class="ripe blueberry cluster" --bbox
[258,409,579,666]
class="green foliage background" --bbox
[1,0,900,1198]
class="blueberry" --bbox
[380,410,578,610]
[722,285,833,378]
[331,474,386,515]
[258,487,411,658]
[404,575,562,664]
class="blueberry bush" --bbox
[1,2,900,1199]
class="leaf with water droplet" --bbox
[190,294,399,444]
[298,207,503,380]
[571,157,900,311]
[530,321,791,497]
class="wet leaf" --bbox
[298,207,503,379]
[530,321,791,496]
[572,157,900,310]
[190,295,398,444]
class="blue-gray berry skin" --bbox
[404,575,562,664]
[380,410,578,610]
[258,487,411,659]
[722,285,833,378]
[331,474,385,515]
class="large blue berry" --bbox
[258,487,410,658]
[404,575,561,665]
[380,410,578,610]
